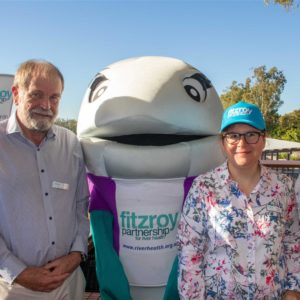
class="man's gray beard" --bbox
[26,112,57,132]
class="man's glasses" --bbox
[222,131,265,145]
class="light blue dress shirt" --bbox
[0,114,89,284]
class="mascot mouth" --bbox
[101,134,211,146]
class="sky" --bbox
[1,0,299,120]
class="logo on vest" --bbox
[120,211,179,241]
[227,107,252,118]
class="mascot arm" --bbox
[90,210,132,300]
[163,255,180,300]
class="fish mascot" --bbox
[77,56,225,300]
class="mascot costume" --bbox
[77,56,225,300]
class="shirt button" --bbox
[52,241,55,245]
[41,169,45,173]
[37,148,40,151]
[45,192,48,196]
[49,216,53,220]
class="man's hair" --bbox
[13,59,64,90]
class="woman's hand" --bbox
[283,291,300,300]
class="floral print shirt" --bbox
[177,161,300,299]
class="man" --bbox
[0,59,89,299]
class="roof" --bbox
[264,138,300,151]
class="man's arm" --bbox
[0,234,26,285]
[43,251,82,275]
[14,266,69,292]
[69,153,90,256]
[0,234,69,292]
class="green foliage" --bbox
[281,128,300,142]
[278,152,289,159]
[279,109,300,128]
[55,118,77,134]
[220,66,286,132]
[278,152,300,160]
[271,110,300,142]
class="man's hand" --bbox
[283,291,300,300]
[14,252,82,292]
[14,266,69,292]
[43,252,82,276]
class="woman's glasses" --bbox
[222,131,265,145]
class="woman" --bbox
[177,101,300,299]
[295,174,300,218]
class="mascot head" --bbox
[78,56,225,178]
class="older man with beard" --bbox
[0,60,89,299]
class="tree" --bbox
[279,109,300,128]
[264,0,297,9]
[281,128,300,142]
[55,118,77,133]
[220,66,286,132]
[272,109,300,141]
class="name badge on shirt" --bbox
[52,181,69,190]
[267,204,281,213]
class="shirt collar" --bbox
[219,160,231,184]
[6,112,20,135]
[259,163,272,186]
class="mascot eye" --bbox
[92,86,107,101]
[89,75,108,103]
[183,73,212,103]
[183,78,205,102]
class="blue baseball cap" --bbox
[220,101,266,132]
